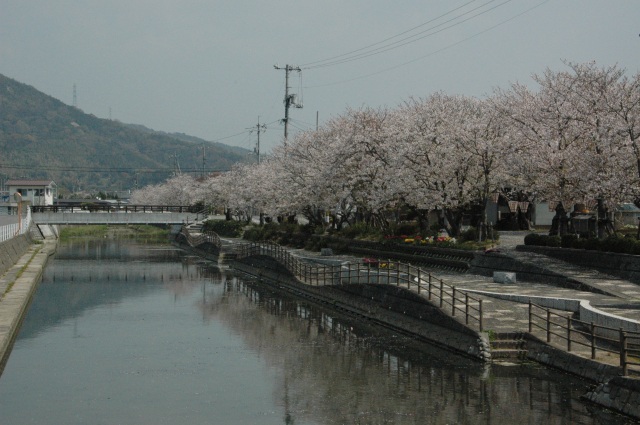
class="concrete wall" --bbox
[518,245,640,284]
[0,234,32,276]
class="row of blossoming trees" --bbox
[131,62,640,237]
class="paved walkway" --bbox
[0,238,57,371]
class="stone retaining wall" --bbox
[585,376,640,418]
[0,234,33,277]
[233,257,490,361]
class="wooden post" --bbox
[465,293,469,325]
[591,322,596,359]
[439,281,444,308]
[428,274,432,300]
[546,309,551,343]
[417,268,421,294]
[479,300,483,332]
[528,301,533,333]
[620,329,628,376]
[452,287,456,316]
[567,315,572,352]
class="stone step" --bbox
[490,332,527,360]
[491,349,528,360]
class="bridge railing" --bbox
[234,241,483,332]
[0,207,32,243]
[32,205,198,214]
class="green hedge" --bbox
[524,233,640,255]
[201,219,246,237]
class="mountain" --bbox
[0,73,251,194]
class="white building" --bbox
[5,179,57,206]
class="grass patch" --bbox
[60,225,170,242]
[60,225,109,241]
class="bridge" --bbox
[31,205,204,226]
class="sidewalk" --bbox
[0,238,57,372]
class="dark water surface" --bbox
[0,239,636,424]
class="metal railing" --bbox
[234,241,484,331]
[528,301,640,376]
[179,227,222,250]
[32,204,197,213]
[0,207,32,243]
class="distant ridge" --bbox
[0,73,250,194]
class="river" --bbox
[0,238,636,424]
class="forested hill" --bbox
[0,73,250,194]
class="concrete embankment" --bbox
[0,236,57,373]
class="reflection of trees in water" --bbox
[196,277,615,425]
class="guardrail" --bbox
[528,301,640,376]
[0,207,32,243]
[234,241,484,332]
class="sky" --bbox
[1,1,639,154]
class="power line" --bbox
[304,0,550,89]
[300,0,477,68]
[302,0,513,70]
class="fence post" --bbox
[428,274,432,300]
[479,299,483,332]
[465,293,469,325]
[439,281,444,308]
[620,329,628,376]
[451,287,456,316]
[417,268,421,295]
[546,309,551,343]
[591,322,596,359]
[567,316,572,352]
[367,263,371,284]
[528,301,532,333]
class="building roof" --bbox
[5,179,56,187]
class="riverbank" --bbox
[0,236,57,374]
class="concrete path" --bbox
[0,238,57,372]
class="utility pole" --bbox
[274,64,302,142]
[248,117,267,164]
[201,144,206,178]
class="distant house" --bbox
[5,179,57,206]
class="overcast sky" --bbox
[2,1,639,154]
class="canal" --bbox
[0,239,636,424]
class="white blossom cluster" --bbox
[131,62,640,231]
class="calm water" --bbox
[0,239,636,425]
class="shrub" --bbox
[202,219,245,237]
[572,238,588,250]
[460,227,478,242]
[524,233,542,246]
[561,234,578,248]
[546,236,561,247]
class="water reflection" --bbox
[205,279,635,425]
[0,239,635,424]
